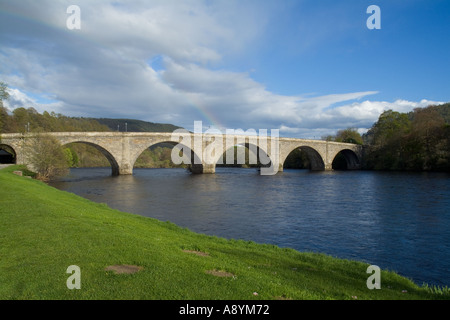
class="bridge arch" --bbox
[206,133,276,174]
[215,142,272,169]
[0,144,17,164]
[61,141,120,176]
[130,140,203,174]
[282,145,325,171]
[331,149,361,170]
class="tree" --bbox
[24,134,69,181]
[364,110,411,147]
[362,110,412,170]
[321,128,363,145]
[63,147,79,167]
[0,82,9,104]
[0,106,8,136]
[0,82,10,134]
[321,134,335,142]
[334,128,363,145]
[409,106,447,170]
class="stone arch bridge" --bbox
[0,132,362,175]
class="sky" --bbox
[1,0,449,138]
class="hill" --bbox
[94,118,183,133]
[0,107,184,134]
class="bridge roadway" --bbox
[0,132,362,175]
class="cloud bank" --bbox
[0,0,444,138]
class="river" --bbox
[49,167,450,287]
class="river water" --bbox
[49,167,450,287]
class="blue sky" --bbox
[233,0,450,101]
[0,0,449,138]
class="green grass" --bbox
[1,165,449,300]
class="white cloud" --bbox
[328,98,444,123]
[4,88,64,114]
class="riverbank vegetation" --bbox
[362,104,450,171]
[323,104,450,172]
[1,164,449,300]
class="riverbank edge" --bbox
[1,165,448,300]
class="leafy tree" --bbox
[0,106,8,136]
[63,147,79,167]
[322,128,363,145]
[321,134,335,142]
[0,82,9,103]
[24,134,69,181]
[364,110,411,147]
[409,106,447,170]
[362,110,411,170]
[0,82,10,134]
[334,128,363,145]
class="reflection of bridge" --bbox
[0,132,362,175]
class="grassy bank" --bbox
[0,165,448,300]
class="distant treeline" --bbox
[0,107,110,133]
[95,118,182,133]
[0,106,182,133]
